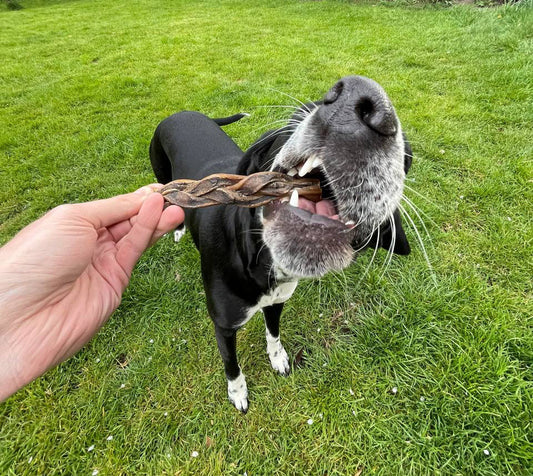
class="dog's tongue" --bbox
[299,197,339,220]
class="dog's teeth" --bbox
[312,157,323,168]
[298,157,315,177]
[289,190,299,207]
[287,168,298,176]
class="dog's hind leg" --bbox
[263,303,290,376]
[214,325,248,413]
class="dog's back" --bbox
[150,111,245,183]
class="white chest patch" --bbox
[241,280,298,325]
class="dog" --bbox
[149,75,412,412]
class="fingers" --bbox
[106,202,184,244]
[73,184,163,230]
[115,193,184,278]
[106,220,133,243]
[149,204,185,245]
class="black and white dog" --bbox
[150,76,411,412]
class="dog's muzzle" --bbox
[263,75,407,278]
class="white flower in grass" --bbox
[87,445,95,452]
[307,418,313,425]
[28,456,33,464]
[484,449,490,456]
[106,435,113,441]
[191,451,199,458]
[349,388,354,396]
[149,339,154,344]
[92,470,99,476]
[391,387,398,395]
[120,383,125,389]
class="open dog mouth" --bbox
[262,154,358,278]
[265,156,355,231]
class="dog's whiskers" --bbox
[398,203,437,285]
[266,87,314,116]
[247,124,296,150]
[251,105,301,112]
[355,224,380,286]
[403,184,443,211]
[379,212,396,281]
[256,240,270,265]
[401,195,435,237]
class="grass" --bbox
[1,0,532,474]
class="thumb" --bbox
[115,193,166,278]
[74,185,161,230]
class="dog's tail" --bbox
[213,113,249,126]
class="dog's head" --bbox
[238,75,411,278]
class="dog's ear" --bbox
[369,208,411,255]
[237,129,281,175]
[403,133,412,175]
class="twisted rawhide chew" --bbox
[160,171,322,208]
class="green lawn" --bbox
[1,0,532,474]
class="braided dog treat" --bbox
[160,171,322,209]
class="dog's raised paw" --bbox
[227,372,249,413]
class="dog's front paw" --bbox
[269,346,290,376]
[227,372,249,413]
[266,333,290,376]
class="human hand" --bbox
[0,186,184,401]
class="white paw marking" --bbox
[173,226,186,242]
[227,371,248,413]
[266,330,290,376]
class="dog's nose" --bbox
[322,76,398,136]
